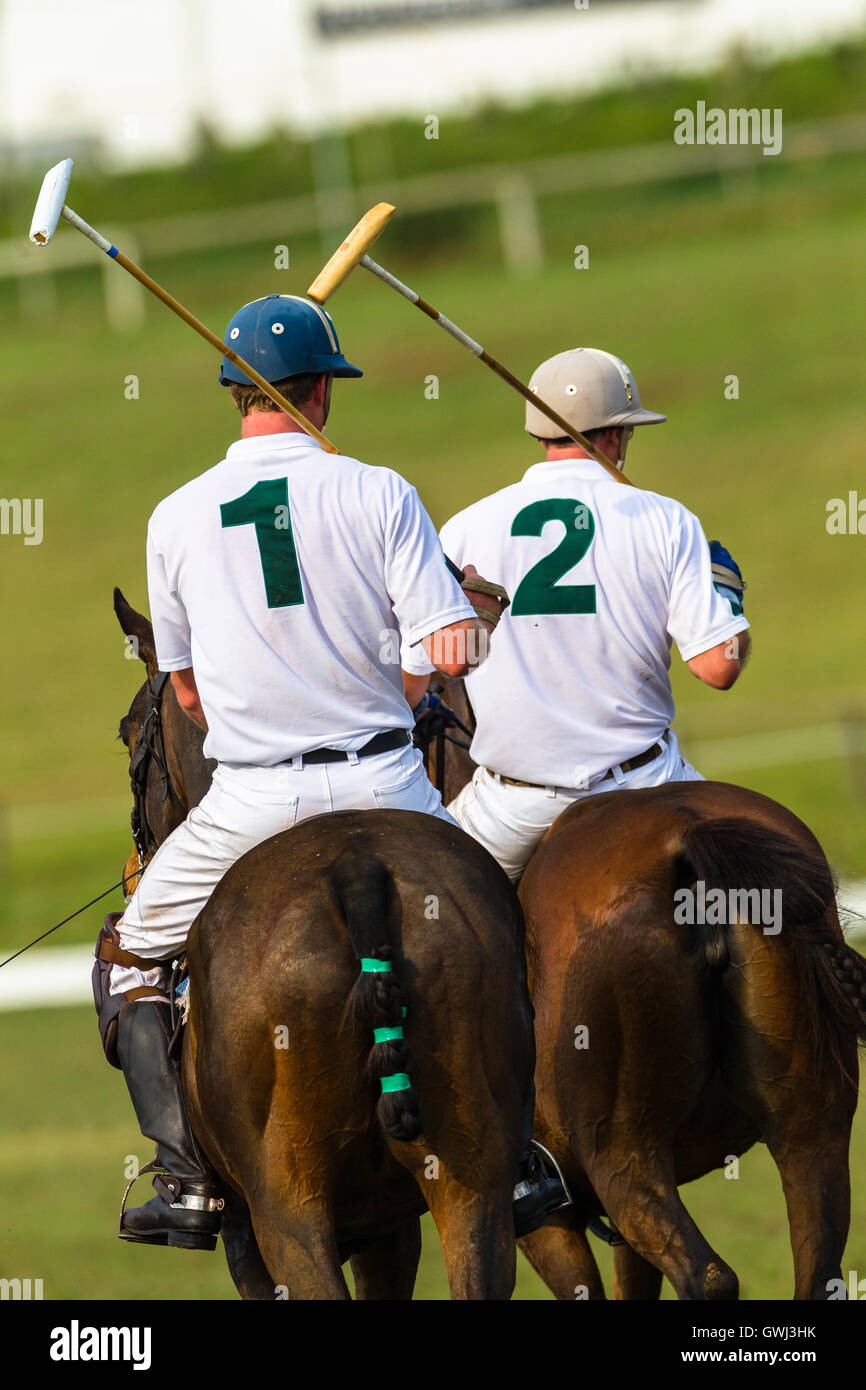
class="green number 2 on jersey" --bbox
[220,478,304,609]
[510,498,597,616]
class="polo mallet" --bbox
[307,204,634,487]
[29,159,338,454]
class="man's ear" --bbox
[601,426,623,458]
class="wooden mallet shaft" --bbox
[30,160,337,453]
[308,205,634,487]
[103,239,338,454]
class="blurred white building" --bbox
[1,0,864,167]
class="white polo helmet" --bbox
[525,348,666,440]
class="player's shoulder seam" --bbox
[150,461,225,523]
[627,485,696,526]
[444,481,526,529]
[347,459,416,494]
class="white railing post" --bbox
[100,230,146,332]
[495,173,543,274]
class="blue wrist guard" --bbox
[709,539,746,615]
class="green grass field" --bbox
[3,1007,864,1300]
[2,78,866,1297]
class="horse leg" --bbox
[220,1188,276,1301]
[592,1164,738,1301]
[734,1017,856,1298]
[720,921,858,1299]
[518,1210,606,1300]
[248,1187,349,1300]
[422,1180,516,1300]
[765,1129,852,1300]
[613,1242,664,1300]
[349,1216,422,1300]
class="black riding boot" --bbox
[513,1146,569,1237]
[116,998,223,1251]
[512,1083,569,1237]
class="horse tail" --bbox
[676,816,866,1070]
[328,850,423,1143]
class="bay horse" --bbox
[418,678,866,1300]
[112,591,534,1300]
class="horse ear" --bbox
[113,586,158,678]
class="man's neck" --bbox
[240,410,316,439]
[544,445,623,472]
[545,445,600,464]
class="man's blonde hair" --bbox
[228,372,323,418]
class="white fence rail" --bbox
[4,878,866,1012]
[2,112,866,329]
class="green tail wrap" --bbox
[380,1073,411,1094]
[374,1025,404,1044]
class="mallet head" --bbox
[307,202,396,304]
[30,158,74,246]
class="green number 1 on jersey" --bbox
[220,478,304,609]
[511,498,597,615]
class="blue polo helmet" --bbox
[218,294,362,385]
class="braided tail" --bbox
[329,850,422,1142]
[821,935,866,1041]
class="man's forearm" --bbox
[403,670,432,708]
[171,669,208,730]
[422,618,491,680]
[183,702,208,731]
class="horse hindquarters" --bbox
[522,843,739,1301]
[329,841,529,1300]
[188,817,530,1301]
[573,934,738,1300]
[680,815,861,1300]
[184,1010,351,1299]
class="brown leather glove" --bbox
[460,564,510,629]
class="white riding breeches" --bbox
[448,729,703,883]
[112,742,453,996]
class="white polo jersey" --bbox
[146,432,474,766]
[403,456,749,787]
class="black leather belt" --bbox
[493,731,668,793]
[291,729,411,766]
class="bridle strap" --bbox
[129,671,183,866]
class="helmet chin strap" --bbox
[616,425,634,470]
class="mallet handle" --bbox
[359,254,633,488]
[60,208,338,454]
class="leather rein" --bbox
[411,683,476,797]
[129,671,183,866]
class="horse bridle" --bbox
[129,671,183,866]
[411,683,476,796]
